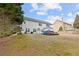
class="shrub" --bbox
[0,31,13,38]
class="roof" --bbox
[24,17,52,25]
[53,20,72,26]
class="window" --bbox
[25,28,27,34]
[37,28,40,31]
[39,23,42,26]
[33,28,36,32]
[24,21,26,24]
[28,28,30,32]
[46,24,49,27]
[25,28,30,33]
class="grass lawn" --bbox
[0,34,79,56]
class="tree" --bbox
[0,3,24,37]
[73,14,79,29]
[0,3,23,24]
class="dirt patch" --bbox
[0,34,79,56]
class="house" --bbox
[21,17,52,34]
[52,20,73,32]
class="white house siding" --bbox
[52,20,73,32]
[52,21,63,32]
[21,20,48,34]
[64,24,73,31]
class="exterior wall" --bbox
[64,24,73,31]
[52,21,63,32]
[21,20,48,34]
[52,21,73,32]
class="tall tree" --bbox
[0,3,23,24]
[73,14,79,29]
[0,3,24,37]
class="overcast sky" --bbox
[22,3,79,24]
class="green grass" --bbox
[0,34,79,56]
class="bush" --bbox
[0,26,22,38]
[15,27,22,35]
[0,31,13,38]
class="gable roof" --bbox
[53,20,72,26]
[24,17,52,25]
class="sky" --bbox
[22,3,79,24]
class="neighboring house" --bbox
[52,20,73,32]
[21,17,52,34]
